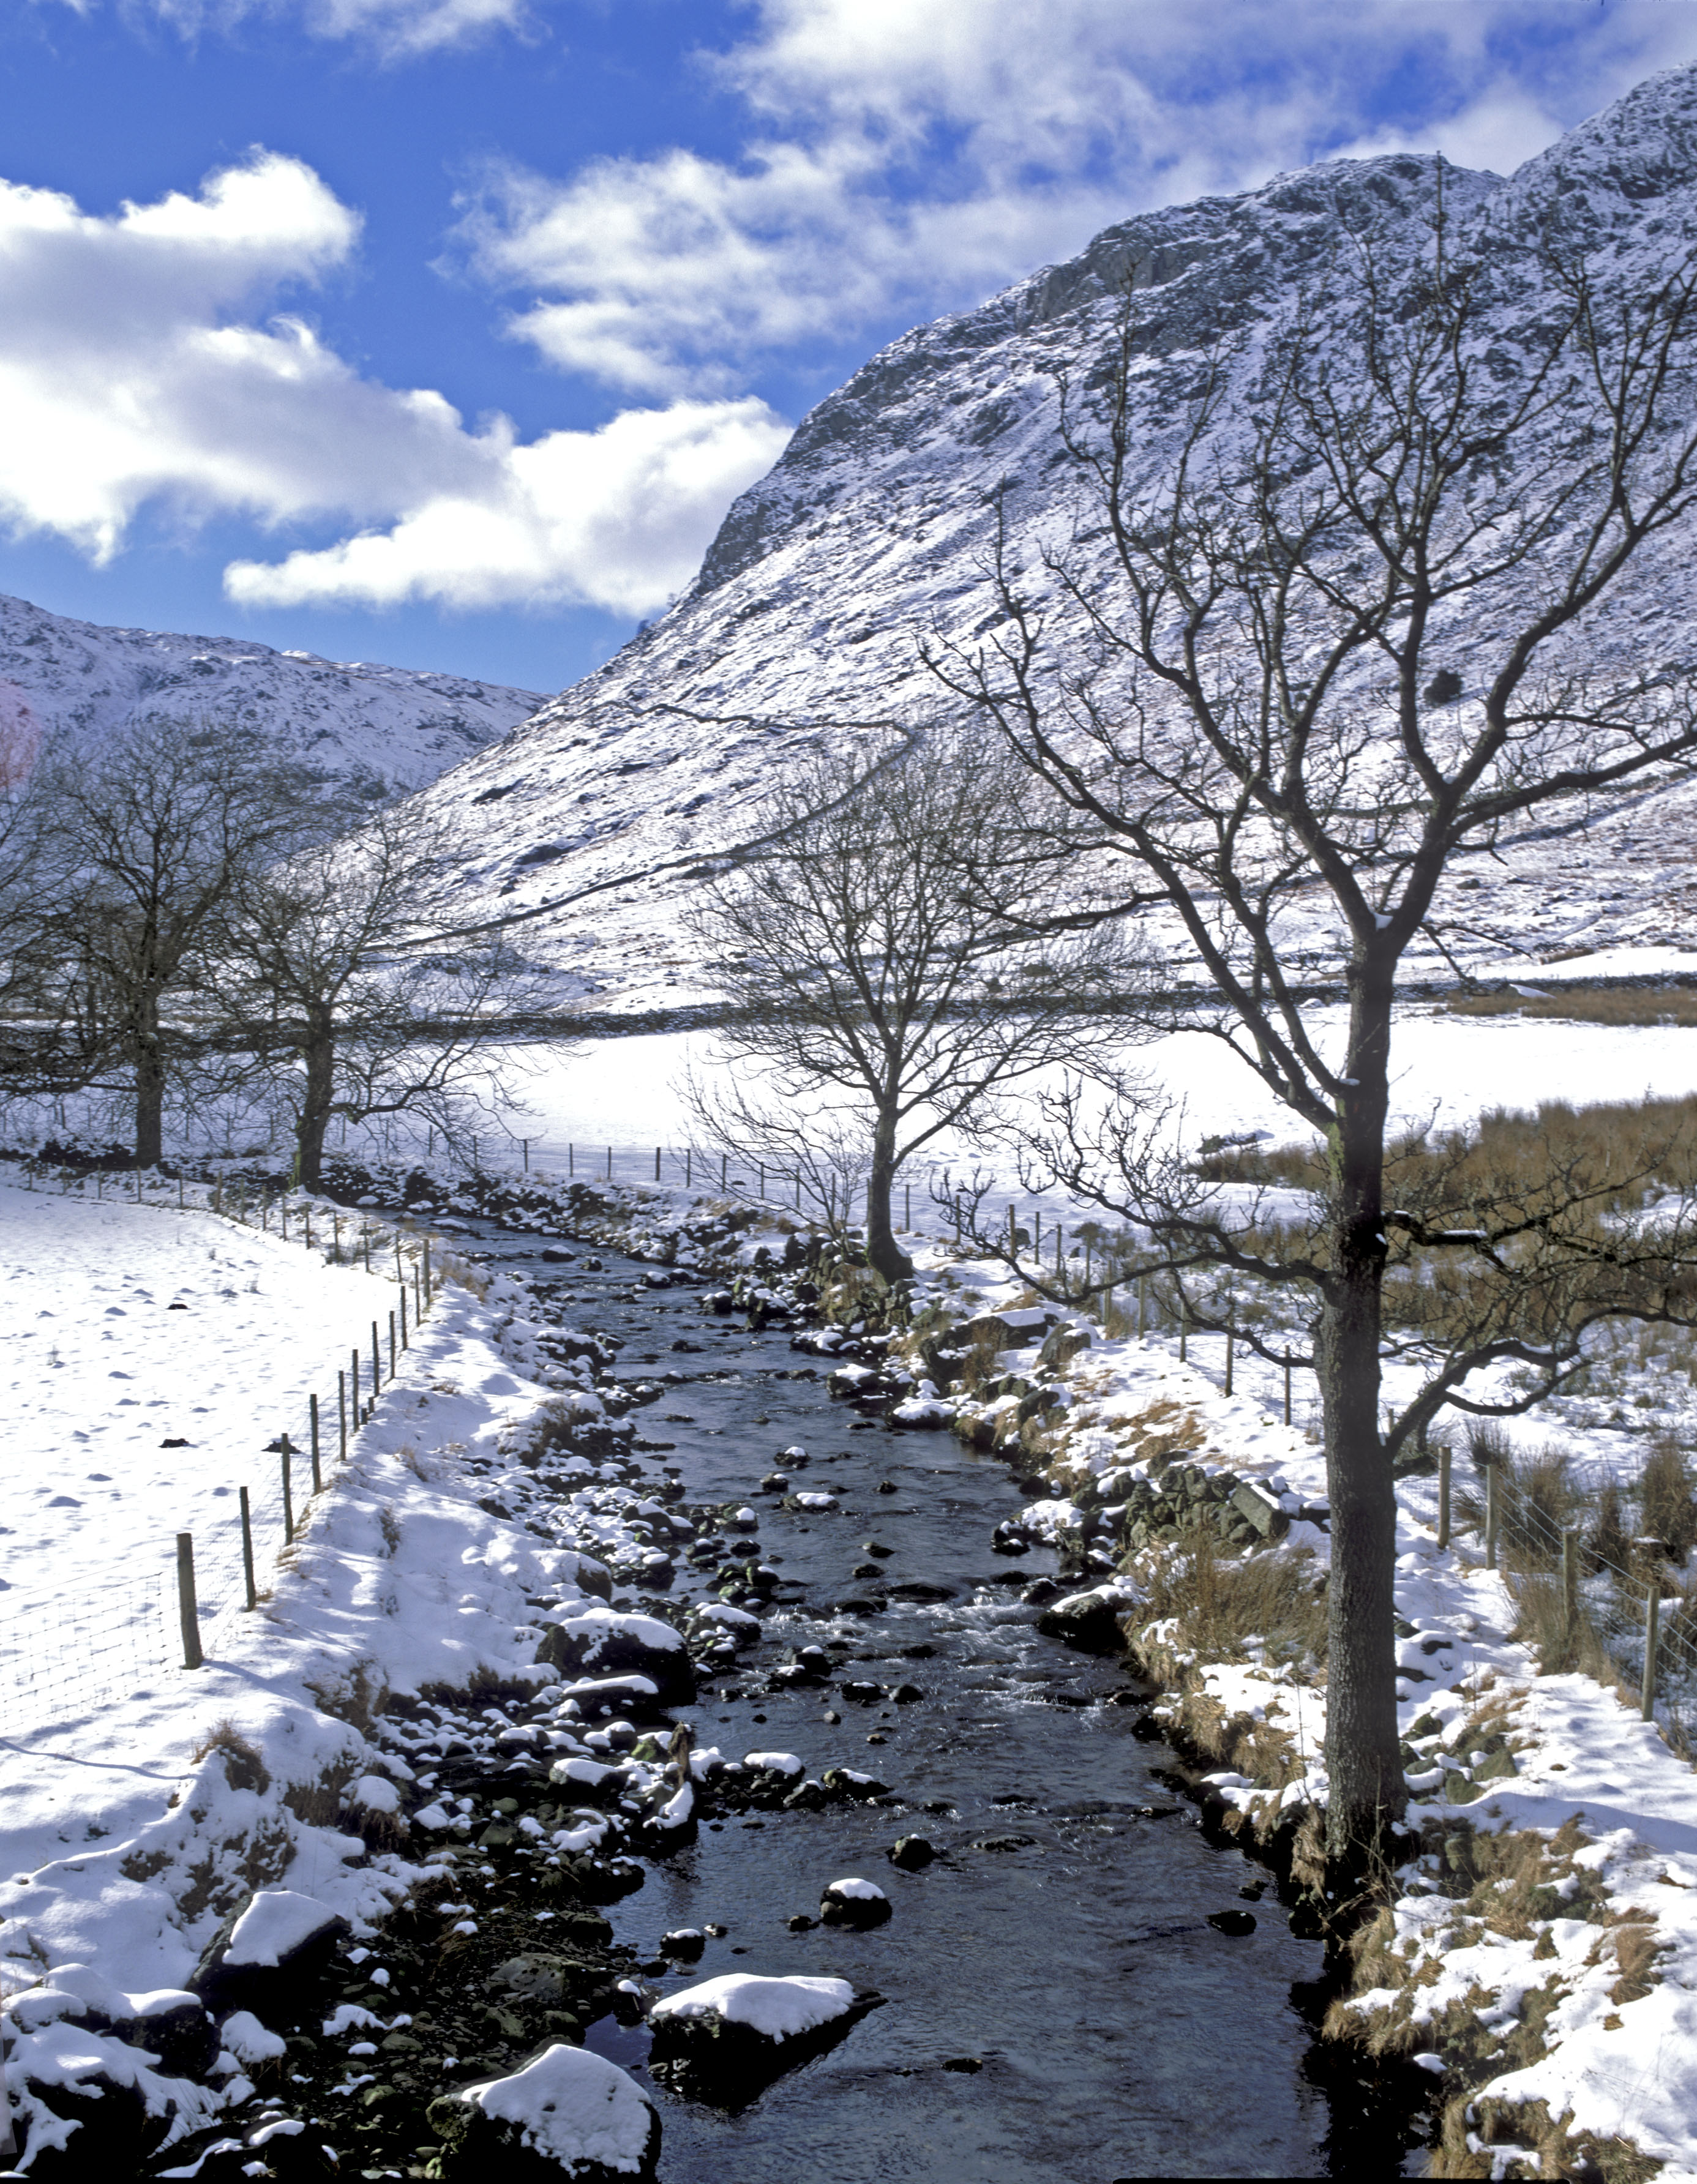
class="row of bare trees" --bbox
[692,195,1697,1876]
[0,718,533,1186]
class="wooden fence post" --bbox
[239,1488,257,1610]
[1137,1277,1147,1339]
[1485,1462,1500,1570]
[176,1533,203,1669]
[281,1436,294,1546]
[422,1238,432,1309]
[339,1371,348,1462]
[351,1349,361,1426]
[1283,1353,1293,1427]
[400,1284,408,1350]
[1224,1327,1235,1398]
[655,1146,661,1181]
[389,1310,397,1380]
[370,1321,381,1397]
[1643,1584,1662,1721]
[309,1394,322,1494]
[1437,1445,1452,1551]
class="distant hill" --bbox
[0,590,545,797]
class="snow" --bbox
[220,2011,287,2065]
[458,2041,656,2172]
[0,1181,601,2041]
[649,1973,855,2043]
[0,1174,403,1657]
[223,1889,338,1969]
[742,1751,803,1776]
[823,1878,885,1902]
[0,586,542,797]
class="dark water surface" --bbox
[474,1229,1412,2182]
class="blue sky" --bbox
[2,1,1696,697]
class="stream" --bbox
[450,1219,1427,2183]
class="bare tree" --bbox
[929,204,1697,1869]
[29,720,313,1164]
[215,802,554,1189]
[686,729,1137,1284]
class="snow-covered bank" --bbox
[0,1176,622,2170]
[883,1254,1697,2181]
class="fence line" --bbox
[0,1164,445,1735]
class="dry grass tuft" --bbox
[191,1720,271,1795]
[1139,1531,1328,1674]
[1433,2095,1663,2182]
[304,1661,384,1734]
[1639,1436,1697,1556]
[1445,982,1697,1029]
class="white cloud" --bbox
[0,151,790,615]
[464,0,1697,395]
[42,0,534,57]
[223,398,790,613]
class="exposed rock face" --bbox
[412,65,1697,999]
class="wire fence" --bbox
[0,1164,444,1737]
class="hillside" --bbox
[417,65,1697,1012]
[0,590,544,795]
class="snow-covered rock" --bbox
[646,1973,876,2103]
[534,1606,695,1700]
[650,1972,855,2042]
[189,1888,349,2016]
[819,1877,891,1930]
[429,2041,660,2180]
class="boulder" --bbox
[7,2015,217,2177]
[189,1890,349,2019]
[647,1974,878,2106]
[430,2043,661,2181]
[1034,1582,1138,1653]
[1229,1482,1291,1543]
[1038,1323,1093,1369]
[887,1835,935,1871]
[535,1608,695,1701]
[24,1964,216,2078]
[819,1878,891,1929]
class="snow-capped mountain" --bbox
[418,65,1697,1010]
[0,591,544,794]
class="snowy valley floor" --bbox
[6,1150,1697,2177]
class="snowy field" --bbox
[0,1178,401,1609]
[483,1001,1697,1175]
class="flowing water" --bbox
[471,1225,1423,2182]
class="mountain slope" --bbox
[0,591,544,795]
[418,64,1697,1011]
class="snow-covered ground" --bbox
[308,990,1697,1186]
[0,1186,613,2169]
[1,1175,401,1610]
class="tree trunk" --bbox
[132,987,165,1169]
[864,1110,915,1284]
[293,1004,335,1190]
[1319,952,1406,1875]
